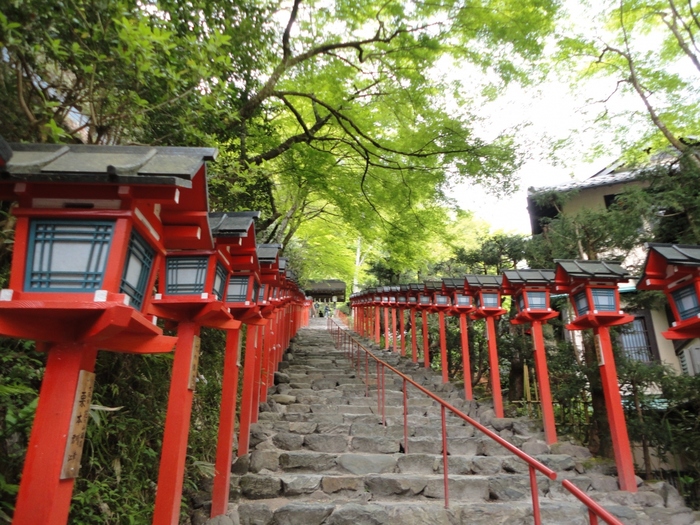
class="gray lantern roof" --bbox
[2,143,217,186]
[424,280,443,292]
[645,243,700,266]
[442,277,465,290]
[555,260,629,280]
[465,274,502,289]
[257,244,282,264]
[502,269,555,285]
[208,211,260,237]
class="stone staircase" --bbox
[207,318,699,525]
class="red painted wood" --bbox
[595,326,637,492]
[375,307,381,344]
[237,323,259,456]
[12,343,98,525]
[383,307,390,350]
[421,310,430,369]
[399,308,406,356]
[438,310,448,383]
[392,308,398,352]
[410,308,418,363]
[153,322,200,525]
[531,321,557,445]
[251,324,266,424]
[459,313,473,401]
[486,316,504,418]
[211,328,241,517]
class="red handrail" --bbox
[562,480,624,525]
[326,318,623,525]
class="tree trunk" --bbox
[583,334,612,457]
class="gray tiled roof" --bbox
[555,260,629,280]
[646,243,700,266]
[424,281,443,291]
[3,143,217,186]
[208,211,260,237]
[465,274,501,288]
[257,244,282,264]
[502,269,555,285]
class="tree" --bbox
[557,0,700,165]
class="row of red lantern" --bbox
[0,141,311,525]
[350,249,700,495]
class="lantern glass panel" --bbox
[227,276,249,302]
[213,263,228,300]
[574,291,589,315]
[482,293,499,308]
[166,256,208,295]
[398,295,407,303]
[420,296,431,305]
[436,295,449,305]
[258,283,267,303]
[527,291,547,310]
[455,294,471,306]
[409,296,417,304]
[517,294,525,312]
[671,284,700,320]
[120,229,155,310]
[252,281,260,304]
[591,288,616,311]
[26,220,114,292]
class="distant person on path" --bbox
[324,304,331,317]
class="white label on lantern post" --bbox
[594,335,605,366]
[188,335,202,391]
[61,370,96,479]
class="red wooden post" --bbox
[438,310,449,383]
[211,328,241,517]
[153,321,201,525]
[410,308,418,363]
[251,323,267,424]
[595,326,637,492]
[459,312,472,401]
[486,316,504,418]
[375,306,381,344]
[392,307,398,352]
[421,310,430,368]
[384,306,390,350]
[399,308,406,356]
[238,323,260,456]
[12,344,98,525]
[531,321,557,444]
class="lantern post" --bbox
[467,275,507,418]
[0,142,220,525]
[381,286,391,350]
[416,284,433,368]
[502,269,559,444]
[444,278,475,400]
[372,289,382,344]
[397,285,409,356]
[389,286,399,352]
[405,284,420,362]
[554,259,636,492]
[148,207,248,524]
[426,280,452,383]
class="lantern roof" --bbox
[502,269,555,294]
[208,211,259,238]
[554,259,629,283]
[638,243,700,290]
[304,279,346,301]
[1,143,216,184]
[442,277,465,291]
[424,280,443,292]
[257,244,282,264]
[465,274,501,290]
[1,142,218,251]
[408,283,423,292]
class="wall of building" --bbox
[650,308,682,374]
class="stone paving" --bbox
[207,318,699,525]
